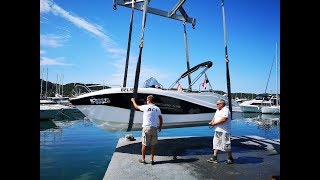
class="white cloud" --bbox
[40,0,118,56]
[108,55,172,87]
[40,56,73,66]
[40,0,51,13]
[40,0,170,86]
[40,34,65,47]
[105,47,127,59]
[46,0,113,45]
[40,15,49,24]
[40,50,46,55]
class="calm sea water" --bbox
[40,113,280,180]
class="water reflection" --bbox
[48,109,87,121]
[40,123,63,147]
[241,113,280,131]
[40,119,93,147]
[40,119,91,131]
[40,117,280,180]
[40,119,58,131]
[242,112,279,120]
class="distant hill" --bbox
[40,79,279,100]
[40,79,110,98]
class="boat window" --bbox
[252,103,261,105]
[143,77,162,89]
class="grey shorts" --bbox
[142,127,158,146]
[212,131,231,151]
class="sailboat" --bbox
[40,71,86,121]
[261,42,280,114]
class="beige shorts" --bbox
[142,127,158,146]
[212,131,231,151]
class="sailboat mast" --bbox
[45,67,48,98]
[56,74,59,96]
[62,74,64,96]
[221,0,233,118]
[40,68,43,98]
[276,41,278,105]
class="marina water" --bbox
[40,113,280,180]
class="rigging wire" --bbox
[264,50,276,94]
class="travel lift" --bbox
[113,0,197,131]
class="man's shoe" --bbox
[225,158,234,164]
[207,157,219,164]
[151,160,155,165]
[139,159,146,164]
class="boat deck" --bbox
[104,135,280,179]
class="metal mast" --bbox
[40,68,44,98]
[276,41,279,105]
[62,74,64,96]
[221,0,233,118]
[183,21,192,88]
[45,67,48,98]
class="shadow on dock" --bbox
[105,135,280,179]
[115,135,280,158]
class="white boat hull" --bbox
[261,106,280,114]
[71,87,243,132]
[240,105,260,113]
[77,105,243,132]
[40,104,85,120]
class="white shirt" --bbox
[139,104,162,128]
[214,106,231,133]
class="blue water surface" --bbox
[40,113,280,180]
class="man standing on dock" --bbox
[207,99,234,164]
[131,95,163,165]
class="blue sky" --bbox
[40,0,280,94]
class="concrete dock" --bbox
[103,135,280,180]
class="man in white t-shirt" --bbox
[131,95,163,165]
[207,99,234,164]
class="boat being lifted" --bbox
[70,0,241,131]
[69,61,242,132]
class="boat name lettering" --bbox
[121,88,134,92]
[90,98,110,104]
[155,103,180,108]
